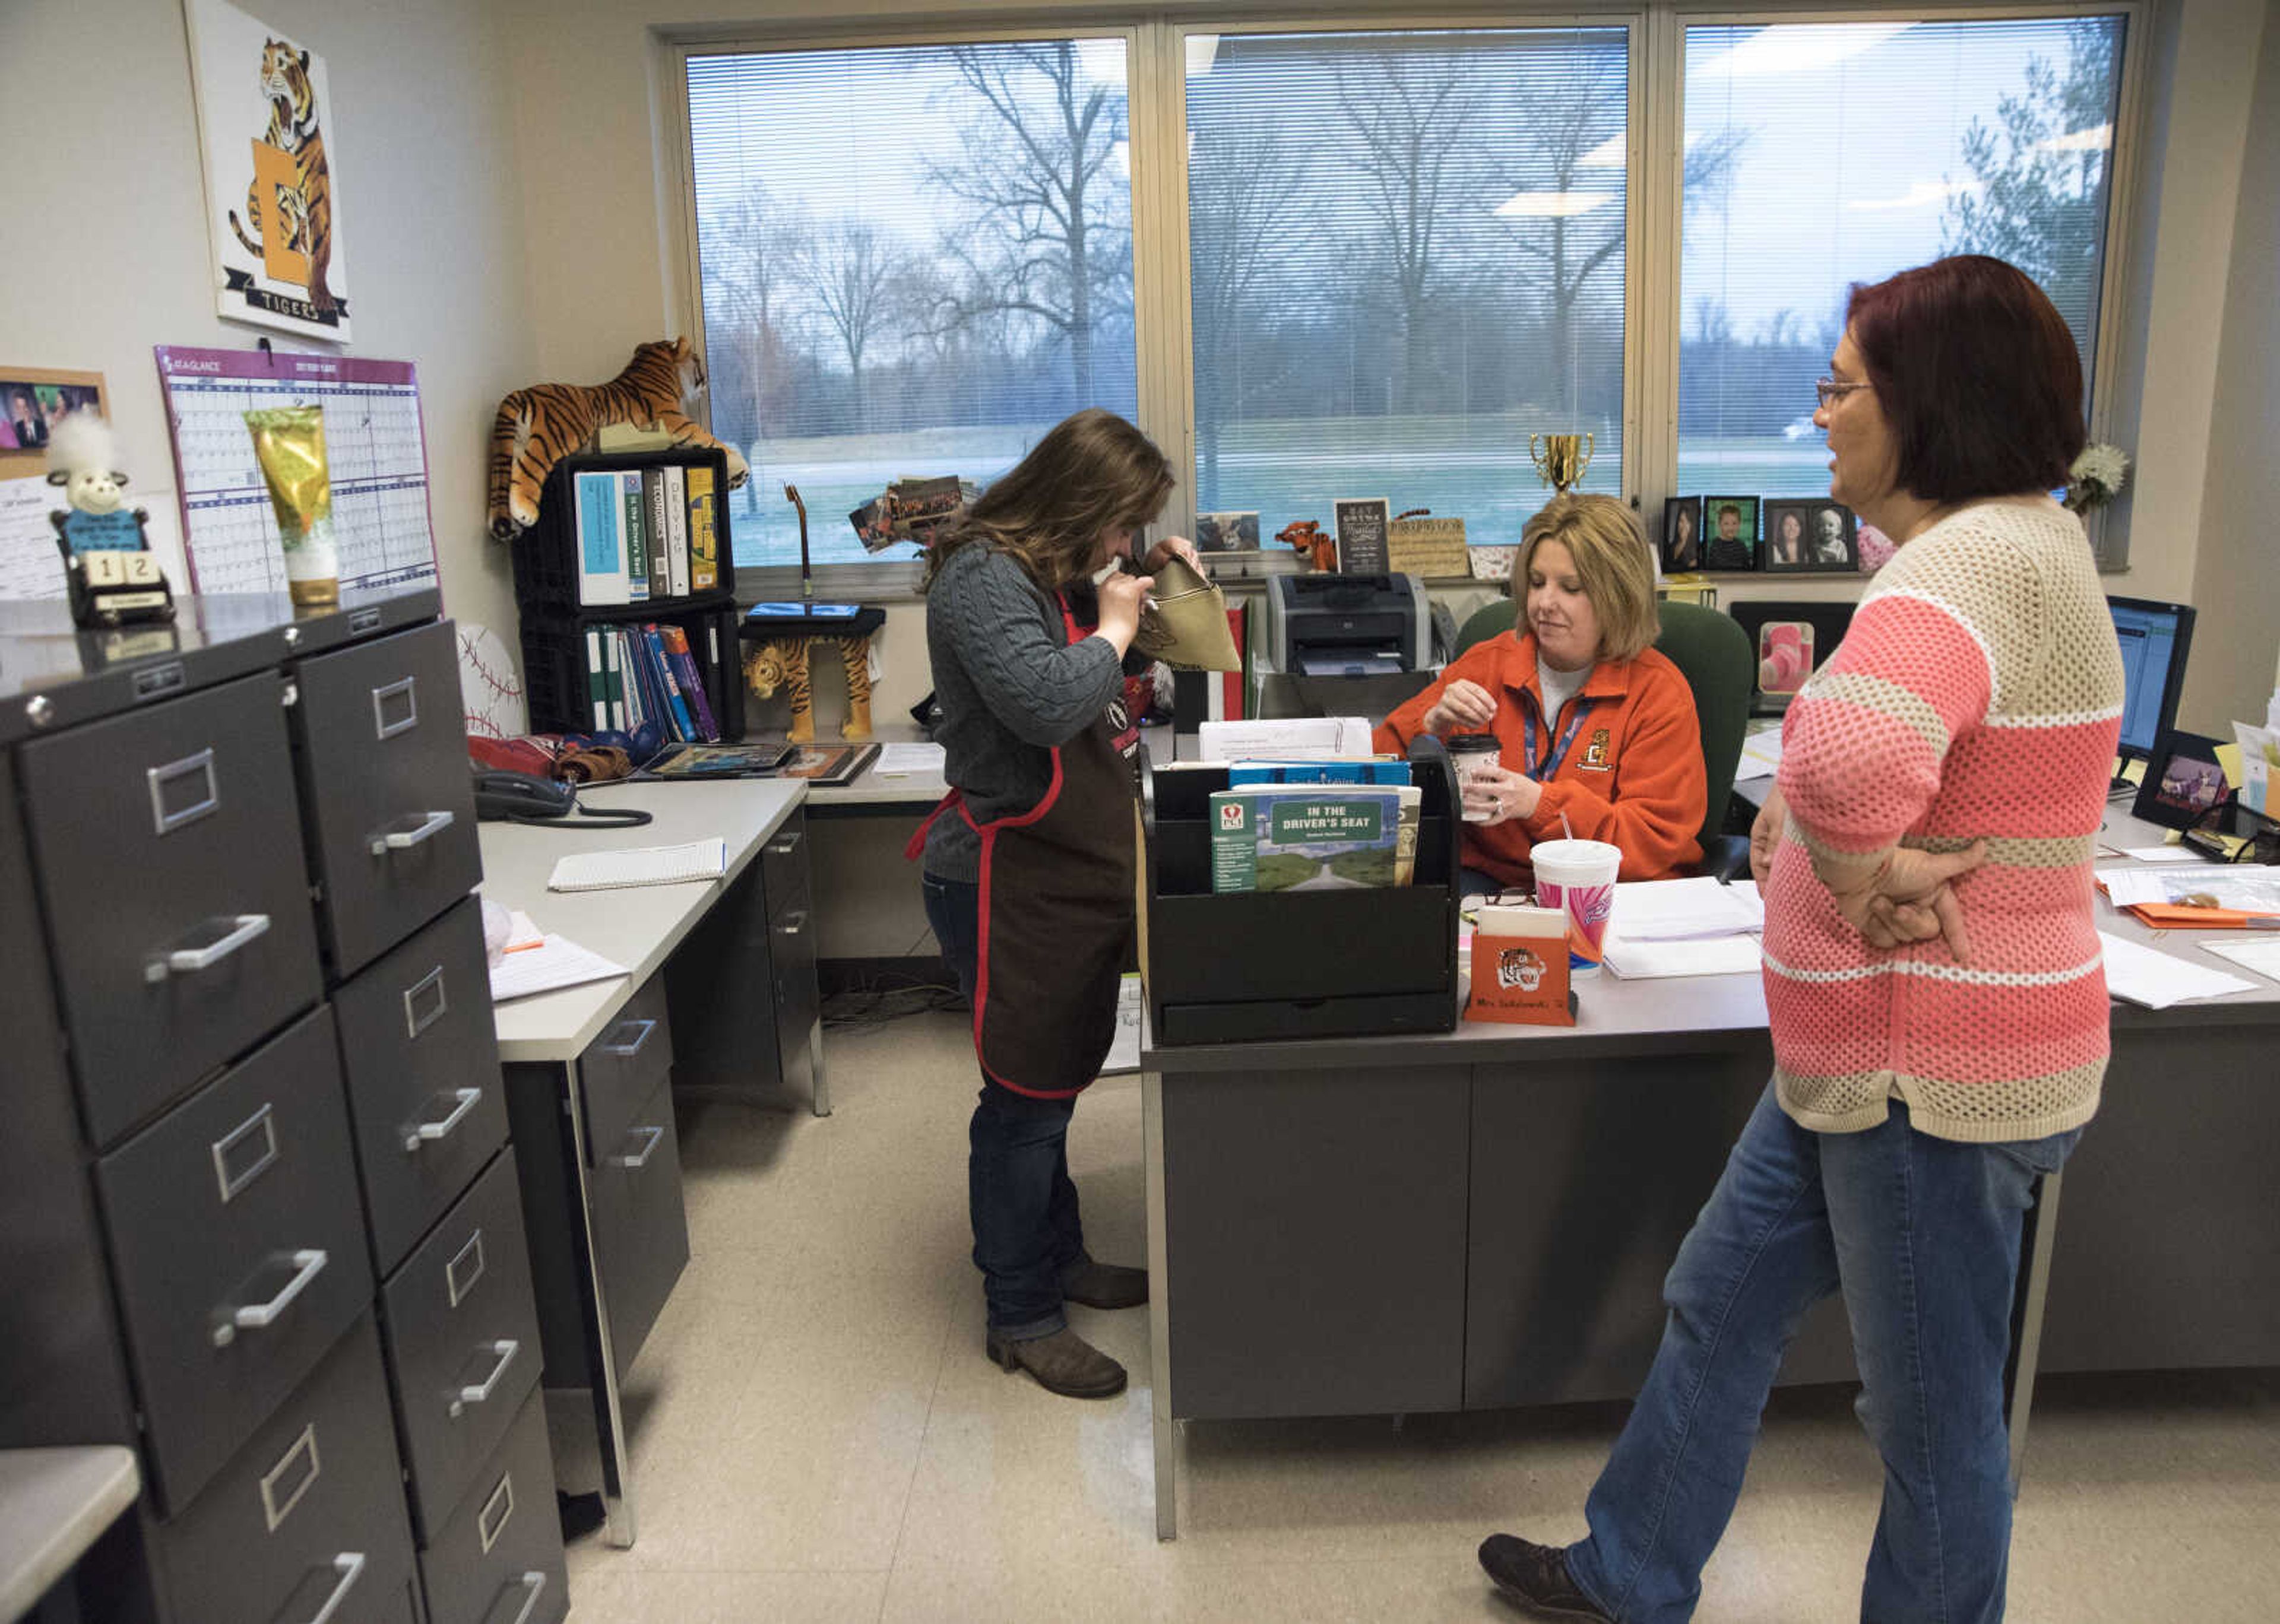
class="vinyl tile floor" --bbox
[562,1007,2280,1622]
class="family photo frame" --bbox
[1701,496,1758,572]
[2133,729,2232,832]
[1661,497,1702,573]
[1762,500,1858,572]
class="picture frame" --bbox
[2133,729,2232,831]
[772,740,882,788]
[1759,501,1818,572]
[1661,497,1703,573]
[0,367,107,474]
[1701,496,1758,571]
[1802,502,1858,570]
[1332,497,1391,575]
[1728,600,1855,715]
[1194,510,1261,553]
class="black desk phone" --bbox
[471,770,651,830]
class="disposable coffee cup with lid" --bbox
[1445,734,1502,823]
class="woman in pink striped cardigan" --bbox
[1483,257,2125,1624]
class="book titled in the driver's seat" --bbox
[1209,784,1420,893]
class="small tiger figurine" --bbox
[486,338,750,541]
[743,635,873,746]
[228,40,335,316]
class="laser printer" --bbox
[1251,572,1436,720]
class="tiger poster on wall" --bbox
[184,0,352,342]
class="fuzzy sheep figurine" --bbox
[48,413,174,626]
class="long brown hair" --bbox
[921,408,1174,592]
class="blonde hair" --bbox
[1513,494,1660,663]
[921,408,1174,593]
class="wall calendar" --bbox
[156,344,438,598]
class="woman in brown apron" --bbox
[909,409,1204,1398]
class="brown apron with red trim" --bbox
[906,592,1140,1098]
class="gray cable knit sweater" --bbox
[920,544,1133,884]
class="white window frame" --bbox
[661,2,2150,598]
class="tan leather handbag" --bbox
[1130,554,1241,671]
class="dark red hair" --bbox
[1845,255,2086,503]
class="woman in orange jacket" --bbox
[1376,495,1706,895]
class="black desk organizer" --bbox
[1141,735,1462,1046]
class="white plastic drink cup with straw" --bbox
[1531,836,1621,977]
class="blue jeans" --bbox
[1565,1083,2080,1624]
[922,871,1087,1340]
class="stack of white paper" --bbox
[874,742,946,776]
[2097,931,2256,1008]
[1196,716,1375,761]
[547,838,727,892]
[1734,728,1784,782]
[2201,935,2280,983]
[489,934,629,1002]
[1603,932,1762,979]
[1611,877,1765,940]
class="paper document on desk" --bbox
[2202,937,2280,982]
[1735,729,1784,782]
[874,742,946,776]
[2100,865,2280,912]
[1611,877,1765,940]
[548,838,727,892]
[1197,716,1374,761]
[2098,931,2256,1008]
[1603,931,1762,979]
[1100,972,1142,1075]
[490,933,629,1002]
[1297,651,1404,677]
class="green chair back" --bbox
[1442,595,1751,852]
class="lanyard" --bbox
[1522,691,1595,779]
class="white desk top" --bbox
[0,1447,138,1620]
[480,779,805,1063]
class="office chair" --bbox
[1445,597,1753,879]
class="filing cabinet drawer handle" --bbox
[368,808,455,857]
[403,1087,483,1153]
[372,674,420,740]
[482,1572,549,1624]
[147,913,271,984]
[597,1017,657,1058]
[213,1248,328,1347]
[765,830,803,856]
[147,747,220,835]
[292,1553,366,1624]
[775,909,809,937]
[610,1125,664,1169]
[449,1338,520,1418]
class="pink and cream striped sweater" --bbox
[1765,496,2124,1143]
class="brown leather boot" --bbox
[1059,1258,1149,1309]
[986,1327,1127,1398]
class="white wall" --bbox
[0,0,533,656]
[2183,3,2280,733]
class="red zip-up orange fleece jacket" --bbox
[1375,630,1706,886]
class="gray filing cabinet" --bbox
[0,591,568,1624]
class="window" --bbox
[686,39,1138,572]
[1676,17,2128,499]
[1185,27,1630,545]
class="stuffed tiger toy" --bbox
[227,40,335,316]
[486,338,750,541]
[743,635,873,746]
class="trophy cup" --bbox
[1528,432,1596,494]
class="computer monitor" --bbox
[2108,595,2196,759]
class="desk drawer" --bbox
[416,1390,568,1624]
[335,897,508,1271]
[20,671,322,1146]
[773,892,819,1102]
[294,621,482,978]
[96,1006,372,1514]
[155,1314,416,1624]
[382,1149,543,1540]
[575,975,672,1168]
[588,1077,689,1379]
[760,810,809,918]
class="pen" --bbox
[504,939,544,953]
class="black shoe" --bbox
[1479,1534,1612,1620]
[1059,1258,1148,1310]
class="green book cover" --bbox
[619,471,648,602]
[1209,786,1406,893]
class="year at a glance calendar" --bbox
[156,345,440,597]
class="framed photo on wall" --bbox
[1702,496,1758,571]
[1195,510,1261,553]
[1661,497,1702,573]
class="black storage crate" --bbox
[518,602,744,741]
[1142,736,1462,1046]
[510,448,736,616]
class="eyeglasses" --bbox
[1815,378,1872,410]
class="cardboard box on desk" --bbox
[1467,905,1575,1026]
